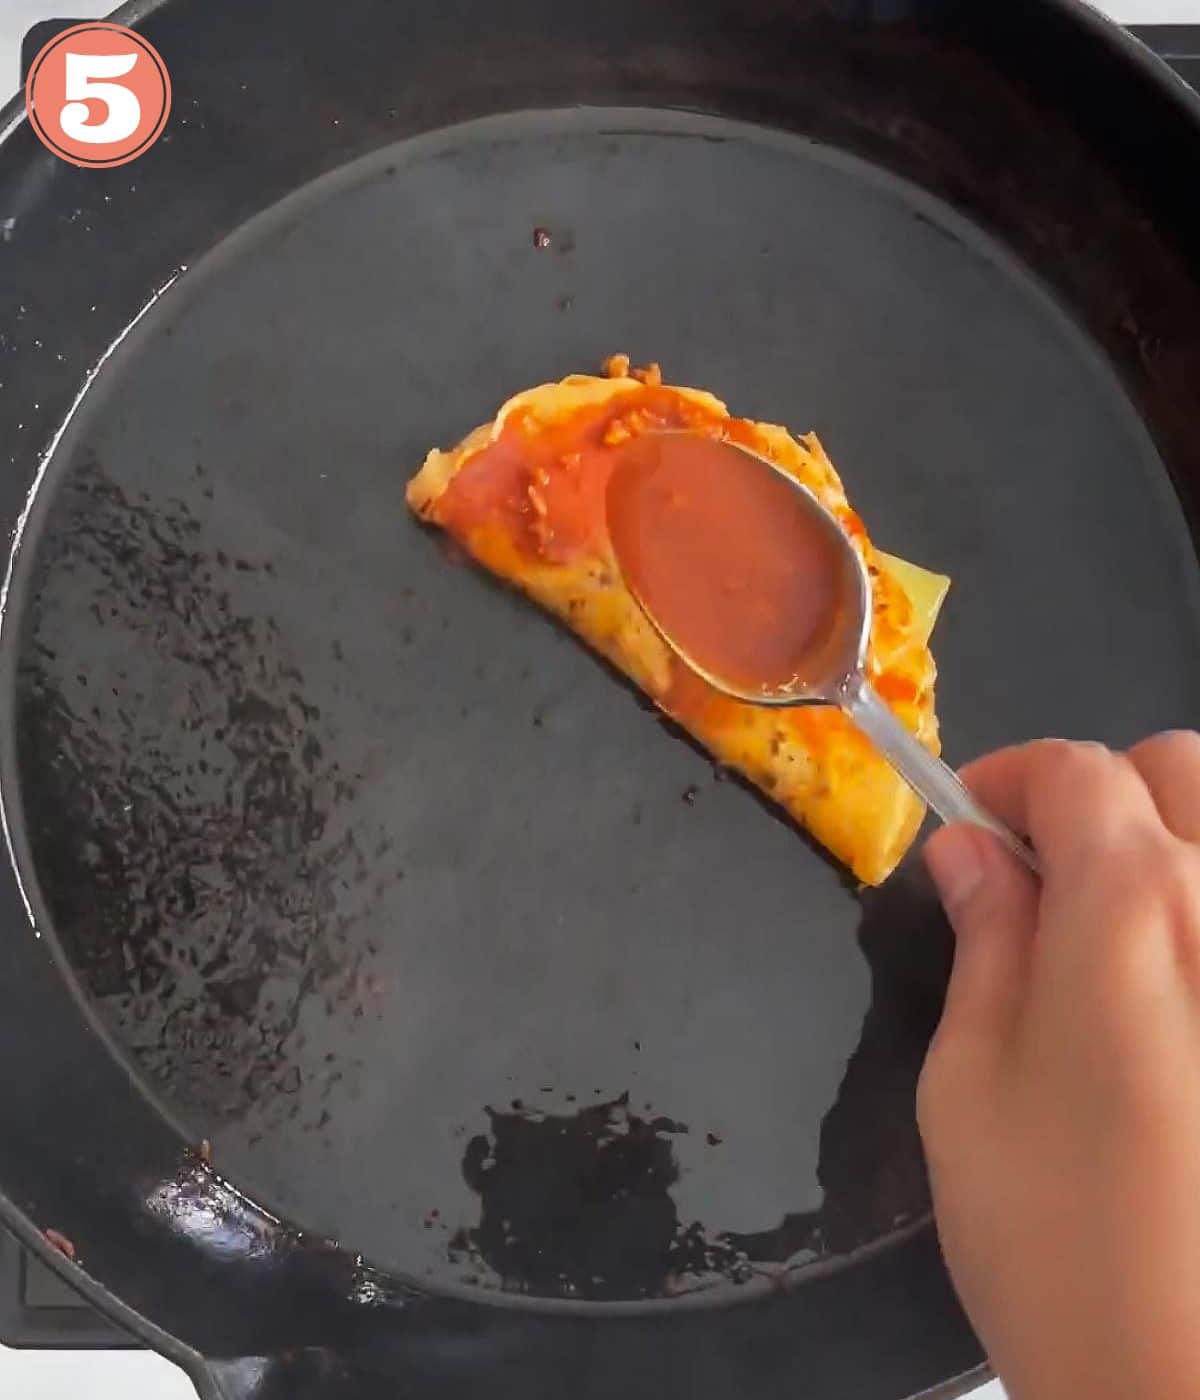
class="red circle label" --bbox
[25,22,171,169]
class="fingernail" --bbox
[924,828,986,916]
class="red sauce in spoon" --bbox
[606,433,845,695]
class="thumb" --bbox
[923,824,1039,1036]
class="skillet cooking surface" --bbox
[8,107,1200,1305]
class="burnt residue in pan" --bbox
[449,866,950,1299]
[15,456,387,1129]
[448,1093,753,1298]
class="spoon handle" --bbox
[839,676,1040,875]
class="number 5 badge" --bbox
[25,22,171,168]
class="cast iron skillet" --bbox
[2,1,1200,1397]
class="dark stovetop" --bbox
[2,16,1198,1356]
[1136,24,1200,89]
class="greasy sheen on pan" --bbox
[407,357,950,885]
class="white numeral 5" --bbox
[61,51,140,145]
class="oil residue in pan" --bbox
[16,455,392,1128]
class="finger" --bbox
[1127,730,1200,844]
[923,823,1039,1037]
[958,740,1161,866]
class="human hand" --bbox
[918,735,1200,1400]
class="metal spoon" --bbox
[609,434,1039,874]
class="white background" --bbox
[1,0,1197,1395]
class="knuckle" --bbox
[1161,840,1200,898]
[1089,835,1166,904]
[1079,842,1198,982]
[1087,804,1153,859]
[1028,741,1127,854]
[1134,728,1200,764]
[1032,738,1113,791]
[1127,828,1190,887]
